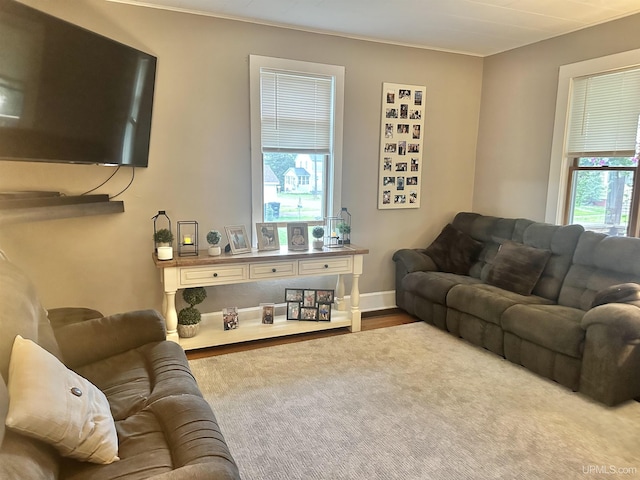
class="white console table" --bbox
[152,245,368,350]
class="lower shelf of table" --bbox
[178,309,352,350]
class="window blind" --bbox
[260,69,334,154]
[567,67,640,157]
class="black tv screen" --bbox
[0,0,156,167]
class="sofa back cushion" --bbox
[452,212,584,301]
[0,255,62,453]
[558,231,640,310]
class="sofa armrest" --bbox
[392,248,437,275]
[148,461,240,479]
[53,309,167,369]
[579,303,640,406]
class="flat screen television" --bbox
[0,0,156,167]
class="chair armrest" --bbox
[392,248,438,274]
[579,303,640,406]
[47,307,104,328]
[149,461,240,480]
[54,309,167,369]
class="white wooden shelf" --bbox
[178,309,352,350]
[153,245,368,350]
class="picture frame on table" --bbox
[303,289,316,307]
[287,302,300,320]
[316,289,334,303]
[300,307,318,321]
[287,222,308,251]
[256,222,280,251]
[261,303,275,324]
[285,288,303,302]
[318,303,332,322]
[225,225,251,254]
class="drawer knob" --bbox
[324,264,329,269]
[213,273,218,277]
[272,268,277,273]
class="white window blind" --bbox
[260,69,334,154]
[567,67,640,157]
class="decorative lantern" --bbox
[178,221,199,256]
[325,215,341,248]
[152,211,173,260]
[337,207,351,245]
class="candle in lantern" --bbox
[183,235,193,245]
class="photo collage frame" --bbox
[285,288,333,321]
[378,82,426,209]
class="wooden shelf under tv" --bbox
[0,194,124,225]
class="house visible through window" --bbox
[249,56,345,244]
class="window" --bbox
[249,56,345,243]
[547,49,640,237]
[564,69,640,236]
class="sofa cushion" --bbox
[74,341,203,422]
[559,232,640,310]
[486,241,552,295]
[424,224,482,274]
[447,283,553,326]
[402,271,482,305]
[6,336,118,464]
[60,395,239,480]
[501,304,586,358]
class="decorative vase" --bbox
[177,323,200,338]
[313,239,324,250]
[157,245,173,260]
[208,245,221,256]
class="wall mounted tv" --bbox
[0,0,156,167]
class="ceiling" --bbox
[107,0,640,56]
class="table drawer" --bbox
[298,256,352,276]
[250,261,297,279]
[180,265,248,286]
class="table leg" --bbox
[164,290,179,343]
[335,273,346,311]
[349,272,361,332]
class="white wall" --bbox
[0,0,483,314]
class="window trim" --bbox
[249,55,345,243]
[545,48,640,226]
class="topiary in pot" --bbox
[336,222,351,244]
[312,226,325,250]
[177,287,207,338]
[206,230,222,256]
[153,228,174,245]
[154,228,174,260]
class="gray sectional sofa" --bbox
[393,212,640,406]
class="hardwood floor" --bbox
[186,310,418,360]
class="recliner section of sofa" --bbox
[0,256,241,479]
[393,212,640,406]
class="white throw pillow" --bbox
[5,335,119,464]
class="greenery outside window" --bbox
[249,56,345,244]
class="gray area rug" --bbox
[189,322,640,479]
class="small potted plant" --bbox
[153,228,174,260]
[206,229,222,256]
[312,226,325,250]
[336,222,351,245]
[177,287,207,338]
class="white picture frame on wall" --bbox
[378,82,425,210]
